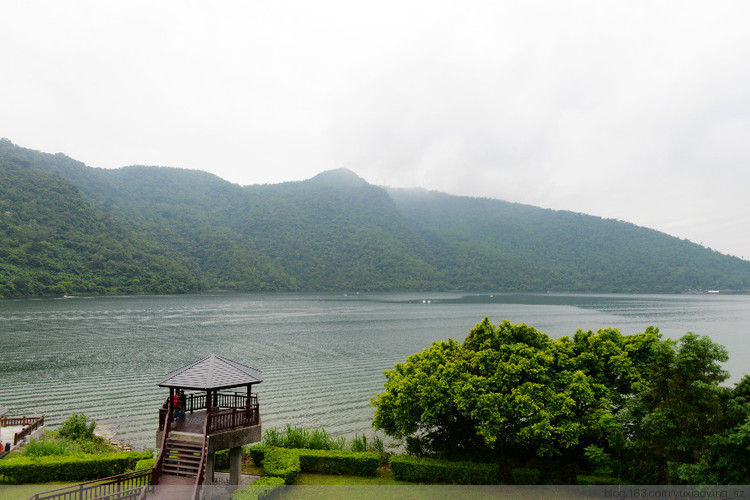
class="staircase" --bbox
[161,439,204,480]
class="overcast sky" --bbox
[2,1,748,259]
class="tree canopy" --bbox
[372,319,750,484]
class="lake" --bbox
[0,292,748,450]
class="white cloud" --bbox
[2,0,748,258]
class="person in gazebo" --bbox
[172,391,181,422]
[179,390,187,421]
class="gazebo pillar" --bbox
[205,388,215,483]
[229,446,242,485]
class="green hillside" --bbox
[0,140,202,296]
[387,188,750,292]
[1,139,748,296]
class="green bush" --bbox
[295,448,379,476]
[216,448,230,469]
[577,475,624,485]
[248,445,269,466]
[58,413,97,441]
[263,448,300,485]
[0,451,152,483]
[247,446,379,477]
[263,424,345,450]
[230,477,286,500]
[22,439,69,457]
[512,467,541,484]
[389,455,499,484]
[134,458,156,470]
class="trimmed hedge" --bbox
[577,474,625,485]
[295,449,379,476]
[389,455,499,485]
[134,457,156,471]
[249,445,268,467]
[0,451,152,484]
[264,448,300,485]
[247,446,379,477]
[512,467,541,484]
[230,477,286,500]
[216,448,230,469]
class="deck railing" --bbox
[0,415,44,446]
[158,392,259,433]
[27,468,153,500]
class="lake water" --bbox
[0,292,748,450]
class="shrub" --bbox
[263,448,300,485]
[295,449,379,476]
[512,467,541,484]
[134,458,156,470]
[216,449,230,469]
[230,477,286,500]
[22,439,69,457]
[577,475,625,485]
[248,446,379,478]
[248,445,269,466]
[58,413,97,441]
[0,451,152,483]
[389,455,499,485]
[262,424,345,450]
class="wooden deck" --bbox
[170,410,207,435]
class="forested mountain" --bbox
[1,139,748,297]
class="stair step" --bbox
[165,454,201,462]
[166,442,202,452]
[163,464,199,474]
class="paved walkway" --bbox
[0,424,25,452]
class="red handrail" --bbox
[191,406,211,500]
[152,400,173,485]
[27,468,152,500]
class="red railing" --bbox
[191,407,211,500]
[152,402,173,485]
[0,415,44,446]
[208,404,259,433]
[27,468,153,500]
[158,393,259,433]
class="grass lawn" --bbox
[0,483,79,500]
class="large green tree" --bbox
[621,333,750,484]
[371,319,660,459]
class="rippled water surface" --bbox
[1,292,747,450]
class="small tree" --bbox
[58,412,97,441]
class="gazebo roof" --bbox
[158,354,262,391]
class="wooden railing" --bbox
[0,415,44,446]
[191,407,211,500]
[158,392,259,433]
[27,468,153,500]
[152,402,173,486]
[208,405,259,433]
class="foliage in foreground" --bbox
[372,318,750,484]
[262,424,385,454]
[0,451,151,484]
[249,446,380,480]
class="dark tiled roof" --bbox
[0,405,8,417]
[158,354,262,390]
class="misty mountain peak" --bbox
[310,168,368,188]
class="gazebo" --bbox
[154,354,262,486]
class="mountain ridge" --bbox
[1,139,748,297]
